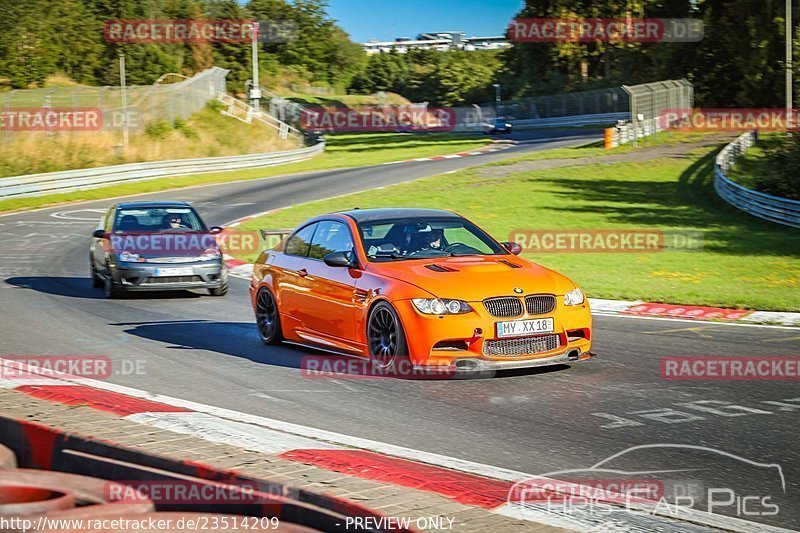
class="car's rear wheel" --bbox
[90,258,103,288]
[256,287,283,344]
[367,302,409,371]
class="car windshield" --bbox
[113,207,206,233]
[358,217,505,261]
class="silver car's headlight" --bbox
[412,298,472,315]
[564,288,585,306]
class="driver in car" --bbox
[410,228,444,254]
[164,214,188,229]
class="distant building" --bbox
[362,31,510,55]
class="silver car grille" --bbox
[483,334,561,357]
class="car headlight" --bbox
[564,288,585,306]
[118,250,142,262]
[199,248,221,261]
[412,298,472,315]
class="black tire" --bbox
[103,273,124,299]
[255,287,283,345]
[90,259,103,288]
[208,282,229,297]
[367,301,409,372]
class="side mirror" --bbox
[209,226,223,235]
[501,241,522,255]
[324,251,356,268]
[92,229,107,239]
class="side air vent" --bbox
[499,260,522,268]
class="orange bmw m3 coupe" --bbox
[249,208,593,374]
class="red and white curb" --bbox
[0,358,791,533]
[380,141,515,165]
[224,255,254,278]
[590,298,800,327]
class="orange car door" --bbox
[274,223,318,327]
[301,220,360,344]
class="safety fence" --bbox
[0,67,229,145]
[714,131,800,229]
[0,142,324,199]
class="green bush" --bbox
[755,135,800,200]
[205,99,224,112]
[173,118,198,140]
[144,120,172,140]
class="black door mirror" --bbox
[323,251,356,268]
[92,229,107,239]
[209,226,223,235]
[501,241,522,255]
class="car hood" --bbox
[367,255,576,300]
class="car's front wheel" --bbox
[90,258,103,288]
[256,287,283,344]
[209,281,229,297]
[367,301,409,372]
[103,273,124,299]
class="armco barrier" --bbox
[510,112,629,129]
[0,142,325,200]
[714,132,800,229]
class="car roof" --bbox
[338,208,461,223]
[115,201,192,209]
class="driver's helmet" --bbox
[410,228,443,251]
[163,213,183,228]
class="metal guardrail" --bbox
[0,142,325,199]
[714,131,800,229]
[509,112,629,128]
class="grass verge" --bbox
[0,133,494,214]
[236,133,800,311]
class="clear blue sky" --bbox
[325,0,524,43]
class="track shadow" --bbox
[112,319,320,370]
[112,319,574,381]
[5,277,204,299]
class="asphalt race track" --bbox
[1,130,797,530]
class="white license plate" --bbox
[153,267,194,277]
[496,318,555,338]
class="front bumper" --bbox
[445,349,594,373]
[110,260,226,291]
[395,298,592,367]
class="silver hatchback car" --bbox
[90,201,228,298]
